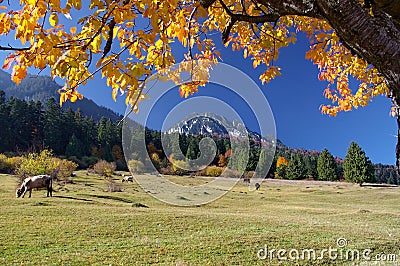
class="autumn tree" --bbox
[218,154,227,167]
[1,0,400,165]
[275,156,288,179]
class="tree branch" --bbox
[222,17,237,43]
[199,0,217,9]
[0,45,30,51]
[219,0,280,24]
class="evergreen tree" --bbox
[304,154,318,179]
[275,164,287,179]
[104,119,115,161]
[254,149,273,178]
[0,91,10,152]
[286,153,307,180]
[179,133,188,156]
[186,140,198,160]
[317,149,338,181]
[65,134,83,158]
[97,117,108,146]
[343,142,375,185]
[28,100,44,152]
[387,170,398,185]
[43,98,66,154]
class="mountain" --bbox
[166,113,272,143]
[0,70,122,122]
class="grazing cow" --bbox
[16,175,53,198]
[122,176,133,182]
[255,183,261,190]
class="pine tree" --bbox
[8,97,31,150]
[254,149,273,178]
[43,98,66,154]
[28,100,44,152]
[0,91,10,152]
[186,140,198,160]
[343,142,375,185]
[317,149,338,181]
[286,153,307,180]
[387,170,398,185]
[65,134,83,158]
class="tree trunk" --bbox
[396,116,400,172]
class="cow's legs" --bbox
[21,187,27,198]
[47,179,52,197]
[28,189,32,198]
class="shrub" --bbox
[0,154,12,173]
[16,150,77,181]
[205,166,224,177]
[128,159,145,174]
[221,168,242,178]
[172,160,189,176]
[195,167,207,176]
[5,156,23,173]
[53,158,78,182]
[245,171,255,179]
[159,167,175,175]
[93,160,116,177]
[82,156,99,168]
[107,179,123,192]
[17,150,57,178]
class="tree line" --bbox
[0,90,398,184]
[0,90,123,169]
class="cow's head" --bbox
[16,187,24,198]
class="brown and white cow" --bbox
[122,176,133,183]
[16,175,53,198]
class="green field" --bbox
[1,172,399,265]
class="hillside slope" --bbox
[0,70,122,122]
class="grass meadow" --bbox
[0,171,399,265]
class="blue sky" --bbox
[76,33,396,165]
[0,6,396,165]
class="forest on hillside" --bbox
[0,90,398,184]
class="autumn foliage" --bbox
[0,0,391,117]
[276,156,289,168]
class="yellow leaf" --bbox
[59,92,67,107]
[11,65,27,85]
[92,34,101,52]
[69,60,79,68]
[73,0,82,10]
[125,21,134,28]
[70,94,77,102]
[155,39,163,49]
[112,88,117,102]
[197,6,207,18]
[49,13,58,27]
[35,57,47,70]
[70,26,76,34]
